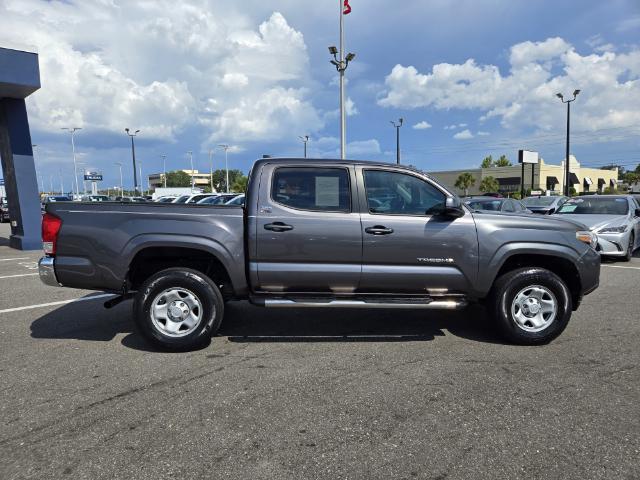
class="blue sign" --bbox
[84,174,103,181]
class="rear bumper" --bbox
[38,257,61,287]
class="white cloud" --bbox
[378,36,640,133]
[345,97,359,116]
[413,121,432,130]
[348,139,381,156]
[308,137,381,158]
[453,129,474,140]
[0,2,323,144]
[617,15,640,32]
[444,123,466,130]
[477,131,490,136]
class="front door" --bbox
[254,165,362,293]
[357,167,478,294]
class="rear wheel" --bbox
[490,267,572,345]
[134,268,224,351]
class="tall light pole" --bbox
[114,162,123,195]
[329,1,355,160]
[76,162,87,195]
[49,174,54,195]
[556,90,580,196]
[218,144,230,192]
[58,170,64,195]
[299,135,309,158]
[138,161,144,196]
[187,151,194,191]
[160,154,167,188]
[390,118,403,165]
[124,128,140,194]
[61,127,81,197]
[208,149,215,192]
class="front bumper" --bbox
[38,256,61,287]
[578,247,600,298]
[595,232,629,256]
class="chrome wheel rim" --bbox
[150,288,204,337]
[510,285,557,332]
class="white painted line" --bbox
[602,264,640,270]
[0,293,115,314]
[0,273,39,279]
[0,257,30,262]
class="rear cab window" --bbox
[271,167,351,213]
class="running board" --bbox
[252,297,467,310]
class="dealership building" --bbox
[429,156,618,196]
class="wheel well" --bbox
[495,254,582,308]
[128,247,234,300]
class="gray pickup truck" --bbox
[39,158,600,350]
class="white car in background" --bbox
[554,195,640,261]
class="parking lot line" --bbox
[0,293,115,315]
[602,265,640,270]
[0,273,39,279]
[0,257,30,262]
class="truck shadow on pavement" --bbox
[30,296,507,351]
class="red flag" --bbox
[343,0,352,15]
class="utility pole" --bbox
[556,90,580,196]
[299,135,309,158]
[208,149,214,192]
[124,128,140,194]
[58,170,63,195]
[329,1,355,159]
[187,151,194,191]
[61,127,82,198]
[138,162,144,196]
[390,118,403,164]
[218,144,230,193]
[114,162,123,196]
[49,175,53,195]
[160,154,167,188]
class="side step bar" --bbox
[251,297,467,310]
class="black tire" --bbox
[489,267,572,345]
[133,268,224,351]
[623,233,634,262]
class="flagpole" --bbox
[339,0,346,160]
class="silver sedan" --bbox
[553,195,640,261]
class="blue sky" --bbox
[1,0,639,191]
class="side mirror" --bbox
[442,196,465,218]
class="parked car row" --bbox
[463,193,640,262]
[155,193,245,206]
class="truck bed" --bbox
[46,202,246,293]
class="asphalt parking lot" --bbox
[0,222,638,480]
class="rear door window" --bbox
[271,167,351,212]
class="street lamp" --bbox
[138,161,144,196]
[556,90,580,196]
[187,151,194,191]
[329,39,356,159]
[299,135,309,158]
[390,118,403,165]
[124,128,140,194]
[114,162,124,195]
[208,149,215,192]
[76,162,87,195]
[61,127,82,197]
[160,154,167,188]
[218,144,230,193]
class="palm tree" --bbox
[454,172,476,196]
[479,176,499,193]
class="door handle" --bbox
[365,225,394,235]
[264,222,294,232]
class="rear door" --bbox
[253,164,362,293]
[356,167,478,294]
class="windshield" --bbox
[556,197,629,215]
[523,197,558,207]
[465,199,503,211]
[174,195,190,203]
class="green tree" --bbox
[481,155,494,169]
[454,172,476,196]
[231,175,249,193]
[479,176,499,193]
[165,170,192,187]
[495,155,512,167]
[211,169,244,192]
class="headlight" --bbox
[576,231,598,249]
[598,225,628,234]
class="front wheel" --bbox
[134,268,224,351]
[490,267,572,345]
[623,233,635,262]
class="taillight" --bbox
[42,212,62,255]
